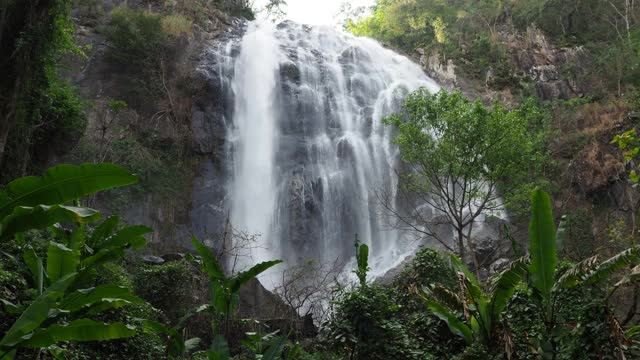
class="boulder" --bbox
[142,255,165,265]
[161,253,185,262]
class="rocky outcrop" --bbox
[569,142,626,195]
[505,27,592,100]
[63,1,238,248]
[416,48,458,91]
[417,26,592,102]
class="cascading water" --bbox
[201,20,440,285]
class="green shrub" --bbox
[101,7,168,69]
[450,342,495,360]
[161,14,193,38]
[63,303,166,360]
[393,247,457,311]
[132,260,198,325]
[216,0,255,20]
[406,311,465,359]
[325,285,426,360]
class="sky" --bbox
[254,0,375,26]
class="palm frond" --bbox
[427,300,473,344]
[422,284,463,312]
[583,247,640,286]
[490,257,528,316]
[554,255,599,290]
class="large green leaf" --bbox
[355,242,369,285]
[615,265,640,287]
[450,255,494,340]
[47,242,78,283]
[583,246,640,285]
[0,163,138,220]
[140,320,187,357]
[61,284,143,313]
[207,335,230,360]
[450,254,485,303]
[490,258,528,318]
[0,205,100,242]
[427,300,473,344]
[554,255,599,290]
[262,336,286,360]
[208,281,229,316]
[23,247,44,295]
[20,319,136,347]
[529,189,556,304]
[0,348,15,360]
[184,338,202,354]
[88,215,119,248]
[83,247,126,270]
[229,260,283,293]
[99,225,151,250]
[556,215,567,253]
[190,236,225,281]
[422,284,463,311]
[0,273,77,347]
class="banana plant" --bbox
[0,163,138,242]
[240,330,287,360]
[525,189,640,358]
[188,236,283,359]
[423,254,527,345]
[188,236,282,322]
[0,163,151,359]
[423,190,562,348]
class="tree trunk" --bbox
[465,222,482,279]
[457,227,466,264]
[0,111,13,169]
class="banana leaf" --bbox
[0,163,137,220]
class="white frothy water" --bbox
[218,20,441,285]
[229,21,282,265]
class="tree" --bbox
[0,0,86,181]
[273,258,343,327]
[383,90,545,272]
[264,0,288,21]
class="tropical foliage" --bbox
[185,236,284,359]
[0,163,150,358]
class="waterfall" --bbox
[201,20,440,284]
[229,21,281,265]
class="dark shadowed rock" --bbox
[161,253,185,262]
